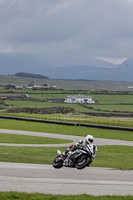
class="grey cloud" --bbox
[0,0,133,60]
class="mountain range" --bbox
[0,52,132,81]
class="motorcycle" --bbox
[53,146,92,170]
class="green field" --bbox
[1,78,133,119]
[92,94,133,104]
[2,93,133,119]
[1,94,133,128]
[1,75,133,90]
[91,104,133,112]
[5,100,88,112]
[29,93,133,104]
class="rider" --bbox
[63,134,97,166]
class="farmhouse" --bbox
[33,83,56,90]
[0,93,29,100]
[64,95,95,104]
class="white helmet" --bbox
[85,135,94,144]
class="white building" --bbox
[33,83,56,90]
[64,95,95,104]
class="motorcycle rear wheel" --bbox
[53,156,63,169]
[75,156,91,169]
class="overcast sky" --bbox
[0,0,133,64]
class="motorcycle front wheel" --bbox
[53,156,63,169]
[75,156,91,169]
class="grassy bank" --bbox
[2,110,133,128]
[0,192,132,200]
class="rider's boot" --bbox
[63,158,73,167]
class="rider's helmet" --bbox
[85,135,94,144]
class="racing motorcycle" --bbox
[53,146,92,170]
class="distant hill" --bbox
[15,72,49,79]
[45,65,115,80]
[45,59,133,81]
[1,52,133,81]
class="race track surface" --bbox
[0,129,133,196]
[0,129,133,147]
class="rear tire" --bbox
[53,156,63,169]
[75,156,91,169]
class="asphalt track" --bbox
[0,129,133,196]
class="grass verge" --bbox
[0,145,133,169]
[0,118,133,141]
[0,192,132,200]
[0,133,72,144]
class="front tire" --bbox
[53,156,63,169]
[75,156,91,169]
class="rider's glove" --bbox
[64,148,69,154]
